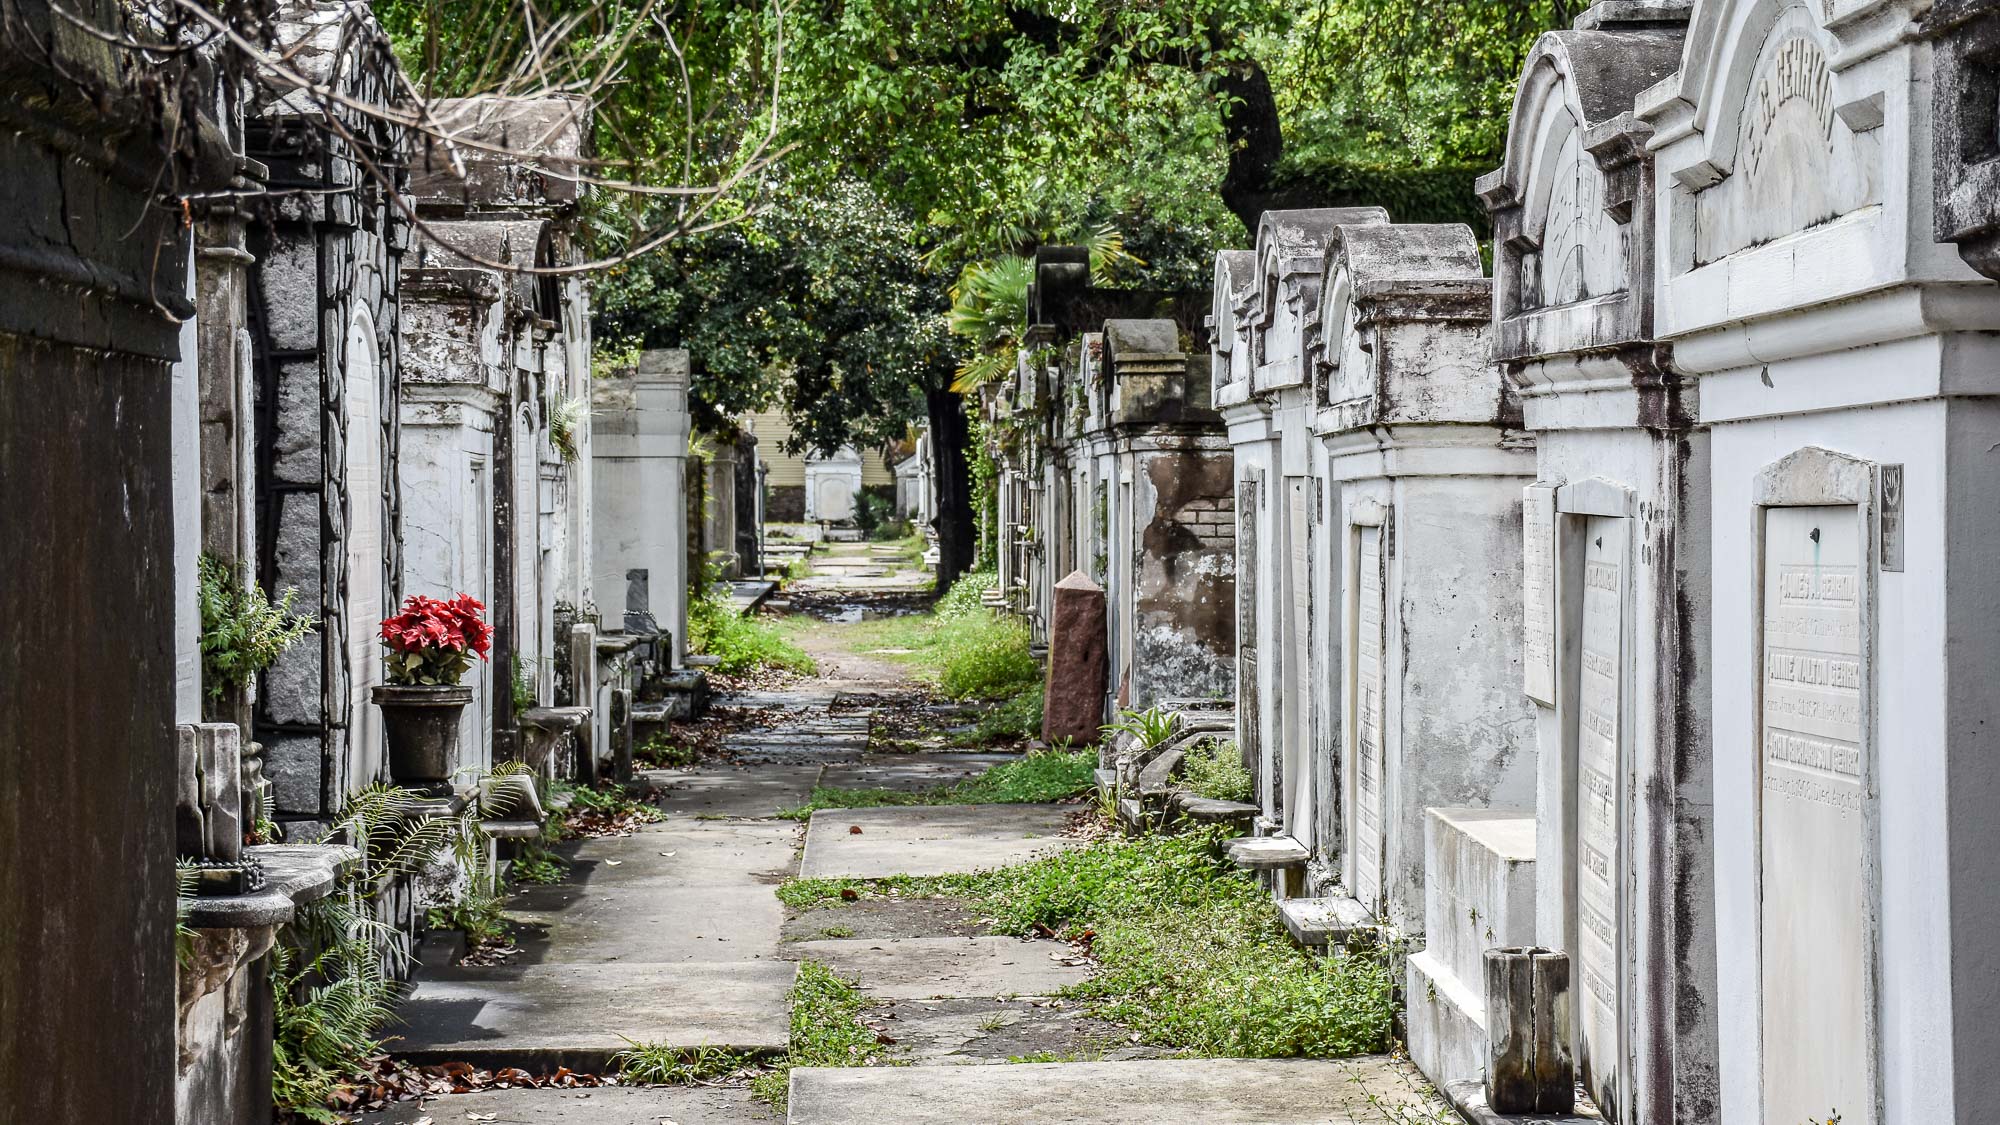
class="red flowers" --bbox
[380,594,490,686]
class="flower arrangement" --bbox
[379,594,491,687]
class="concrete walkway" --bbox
[369,557,1446,1124]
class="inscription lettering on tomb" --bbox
[1351,524,1386,912]
[1576,515,1626,1113]
[1691,16,1880,267]
[1760,504,1872,1125]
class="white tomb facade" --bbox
[1445,3,1720,1120]
[1638,2,2000,1120]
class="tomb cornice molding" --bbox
[1668,279,2000,374]
[1319,423,1538,480]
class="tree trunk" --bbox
[926,387,977,595]
[1216,61,1292,236]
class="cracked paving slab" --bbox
[785,935,1089,1000]
[362,1086,775,1123]
[798,804,1080,879]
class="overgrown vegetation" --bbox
[776,830,1397,1060]
[749,961,890,1112]
[197,554,317,701]
[779,746,1093,819]
[272,784,493,1118]
[1180,738,1253,804]
[688,580,816,676]
[636,732,697,769]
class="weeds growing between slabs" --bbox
[778,746,1095,819]
[777,828,1398,1059]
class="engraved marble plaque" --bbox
[1288,480,1315,842]
[1577,515,1627,1116]
[1237,476,1262,781]
[1523,485,1558,705]
[1760,505,1871,1125]
[1351,525,1386,911]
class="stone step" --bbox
[1443,1080,1604,1124]
[798,804,1078,879]
[1277,895,1376,947]
[1092,767,1116,795]
[362,1086,766,1123]
[786,1058,1448,1124]
[389,961,795,1071]
[1225,835,1310,871]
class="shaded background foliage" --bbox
[373,0,1582,581]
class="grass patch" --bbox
[773,829,1397,1059]
[613,1042,756,1084]
[1180,737,1252,803]
[688,588,815,676]
[750,960,891,1111]
[963,680,1044,744]
[777,748,1094,819]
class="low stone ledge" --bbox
[477,819,544,840]
[1225,835,1310,871]
[181,842,361,929]
[1173,794,1259,826]
[519,705,588,733]
[1278,895,1376,948]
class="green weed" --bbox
[749,961,891,1111]
[773,831,1398,1060]
[612,1041,756,1084]
[688,585,815,676]
[1180,737,1252,803]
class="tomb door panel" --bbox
[1347,523,1386,913]
[1576,515,1628,1120]
[1759,504,1872,1125]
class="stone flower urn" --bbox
[373,592,492,788]
[372,683,473,785]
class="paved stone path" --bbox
[370,560,1445,1123]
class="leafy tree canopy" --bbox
[592,177,956,456]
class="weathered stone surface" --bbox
[785,936,1089,1000]
[799,805,1078,879]
[393,961,795,1069]
[788,1058,1446,1124]
[364,1087,774,1123]
[1224,836,1310,871]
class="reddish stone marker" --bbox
[1042,570,1110,745]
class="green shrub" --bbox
[938,613,1038,700]
[197,554,316,701]
[968,680,1044,743]
[1181,737,1252,803]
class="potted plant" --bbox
[372,594,491,788]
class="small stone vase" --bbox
[372,683,473,787]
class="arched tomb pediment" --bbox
[1250,208,1388,381]
[1314,224,1492,429]
[1640,0,1895,271]
[1211,249,1259,403]
[1485,27,1685,319]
